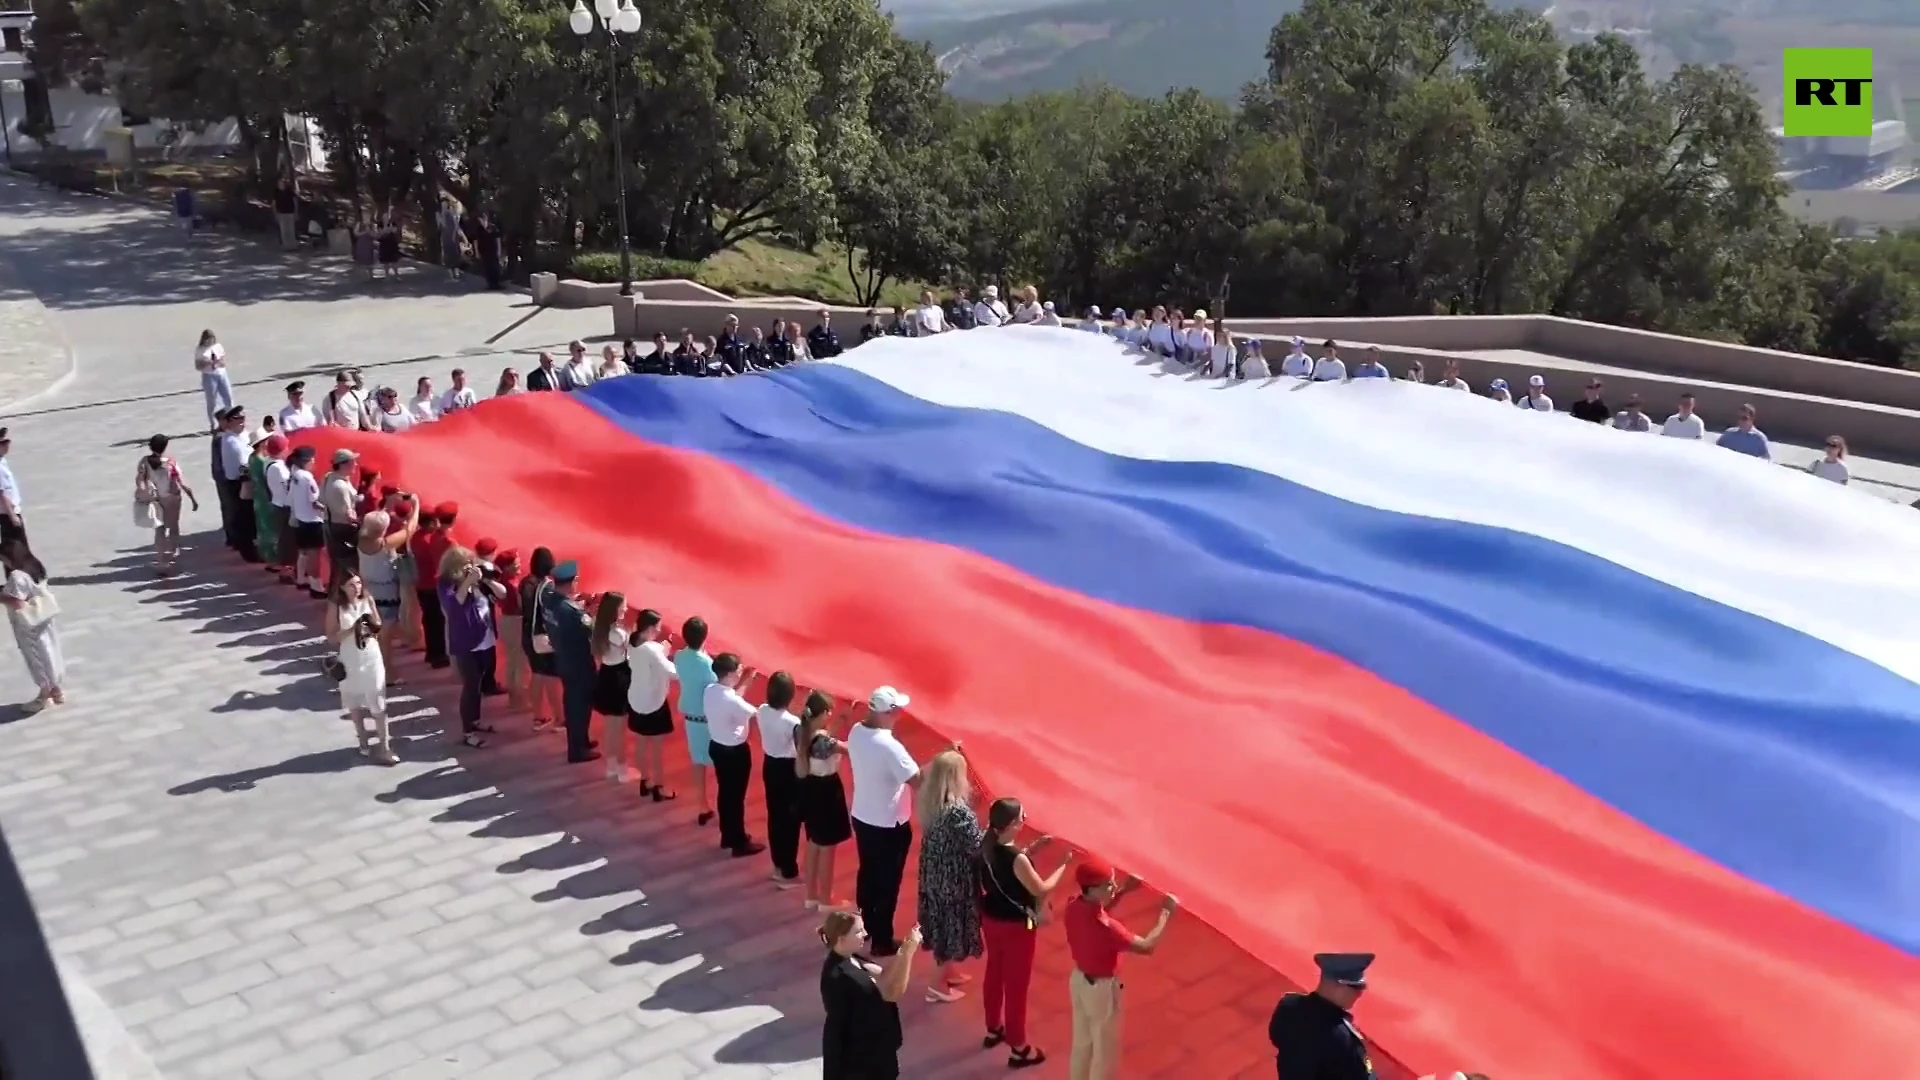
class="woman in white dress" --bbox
[326,568,396,764]
[0,541,64,711]
[1186,309,1214,368]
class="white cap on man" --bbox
[1528,374,1546,388]
[982,285,999,298]
[868,686,911,713]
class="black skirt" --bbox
[627,700,674,737]
[800,772,852,848]
[592,659,630,716]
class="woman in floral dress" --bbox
[915,749,984,1004]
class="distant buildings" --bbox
[1772,79,1920,233]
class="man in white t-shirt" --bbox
[755,671,804,887]
[1436,359,1471,391]
[327,370,370,429]
[1517,374,1554,412]
[1310,341,1347,382]
[702,653,766,858]
[277,381,326,433]
[847,685,919,958]
[912,290,946,336]
[1079,306,1104,332]
[1661,392,1706,439]
[1280,337,1313,378]
[973,285,1009,327]
[439,368,480,414]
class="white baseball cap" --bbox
[868,686,911,713]
[983,285,999,297]
[1528,374,1546,387]
[1086,306,1102,316]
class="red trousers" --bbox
[981,915,1038,1047]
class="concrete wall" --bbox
[0,85,241,157]
[585,302,1920,458]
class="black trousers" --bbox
[762,755,802,878]
[415,587,448,666]
[852,819,913,957]
[561,667,595,759]
[216,475,258,560]
[453,646,494,733]
[710,741,754,850]
[0,513,27,550]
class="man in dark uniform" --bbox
[805,310,842,358]
[1269,952,1377,1080]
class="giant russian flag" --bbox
[303,327,1920,1078]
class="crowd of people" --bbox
[146,298,1894,1076]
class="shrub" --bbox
[564,251,701,284]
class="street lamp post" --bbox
[569,0,641,296]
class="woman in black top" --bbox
[979,797,1069,1070]
[820,910,920,1079]
[519,547,563,732]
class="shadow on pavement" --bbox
[0,822,99,1080]
[117,528,1350,1079]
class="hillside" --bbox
[907,0,1551,102]
[908,0,1284,100]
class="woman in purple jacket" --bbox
[439,544,506,748]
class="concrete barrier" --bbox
[530,272,559,306]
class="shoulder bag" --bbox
[530,579,554,654]
[981,844,1049,929]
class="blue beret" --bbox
[1313,952,1374,988]
[552,560,579,583]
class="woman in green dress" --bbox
[247,432,283,572]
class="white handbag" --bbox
[20,583,59,627]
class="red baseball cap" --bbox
[1075,861,1116,891]
[474,538,498,557]
[497,549,520,566]
[434,501,459,518]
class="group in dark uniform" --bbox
[1269,952,1377,1080]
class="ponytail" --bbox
[796,690,833,780]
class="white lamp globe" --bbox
[593,0,616,21]
[613,1,641,34]
[568,0,593,35]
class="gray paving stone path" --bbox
[0,175,1027,1080]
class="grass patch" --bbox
[700,238,927,309]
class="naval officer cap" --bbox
[1313,952,1374,988]
[552,560,580,584]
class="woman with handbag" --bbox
[134,435,198,575]
[326,569,396,764]
[979,796,1070,1070]
[519,547,564,734]
[1,540,64,712]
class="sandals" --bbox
[983,1029,1006,1050]
[645,784,678,802]
[462,733,488,748]
[1008,1047,1047,1070]
[925,985,965,1004]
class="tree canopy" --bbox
[27,0,1920,366]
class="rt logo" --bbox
[1782,48,1874,137]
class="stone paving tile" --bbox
[0,175,1355,1080]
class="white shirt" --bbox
[626,639,676,714]
[847,723,917,827]
[264,459,292,507]
[1280,351,1312,378]
[375,407,413,434]
[1241,352,1271,379]
[912,304,946,335]
[407,395,439,423]
[1037,308,1062,327]
[755,705,800,760]
[1146,321,1174,351]
[1517,392,1555,412]
[1661,412,1705,439]
[1438,377,1470,391]
[439,386,479,414]
[278,402,325,432]
[0,460,20,514]
[562,361,597,388]
[194,343,226,373]
[1810,458,1850,484]
[1011,301,1044,325]
[974,299,1009,326]
[702,682,755,748]
[288,469,323,523]
[1079,318,1103,333]
[599,626,629,665]
[1185,326,1213,353]
[329,388,369,429]
[1311,356,1347,382]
